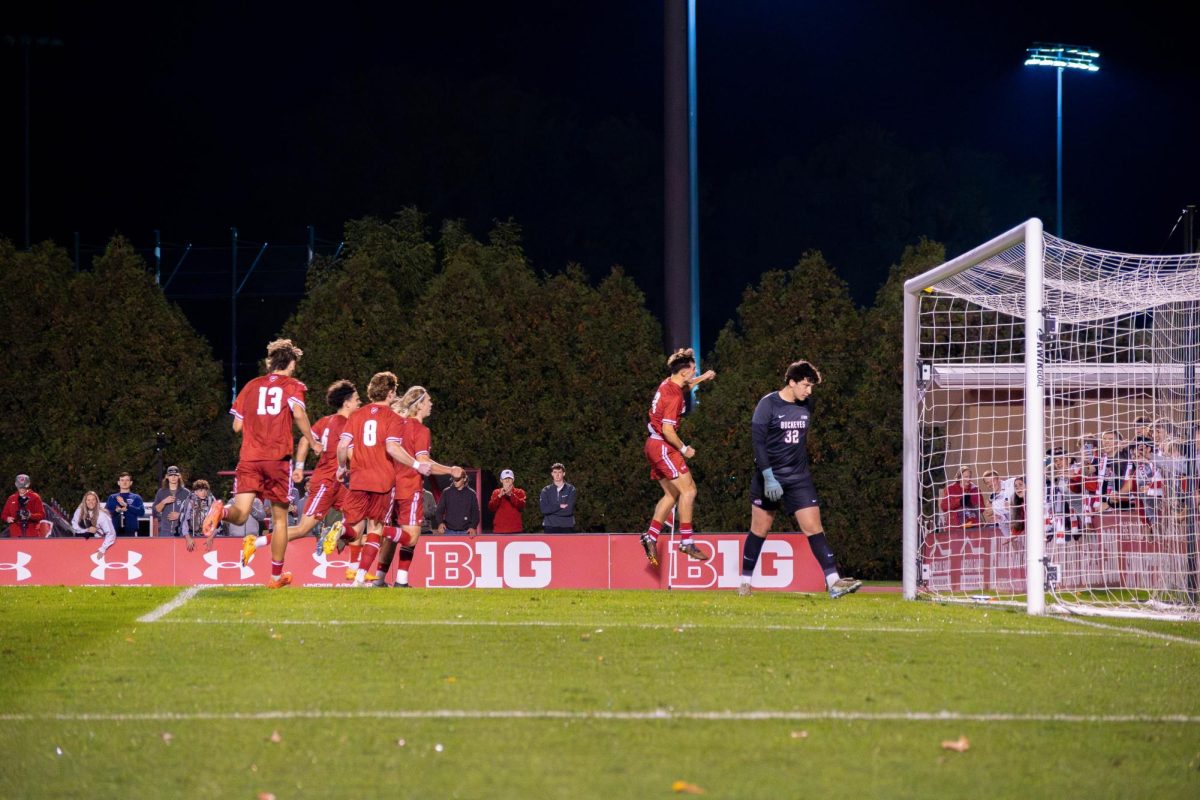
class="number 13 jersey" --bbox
[230,373,308,462]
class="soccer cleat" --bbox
[344,568,357,582]
[267,572,293,590]
[828,578,863,599]
[737,582,752,597]
[370,574,389,588]
[366,572,377,582]
[240,534,257,567]
[394,582,411,589]
[678,541,708,561]
[202,499,225,537]
[351,577,366,588]
[326,520,344,555]
[640,536,659,568]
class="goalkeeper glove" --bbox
[762,468,783,502]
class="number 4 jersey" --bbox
[230,373,308,461]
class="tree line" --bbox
[0,211,945,577]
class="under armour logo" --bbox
[91,551,143,581]
[311,550,352,578]
[0,552,32,582]
[203,551,254,581]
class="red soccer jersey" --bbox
[309,413,348,483]
[647,378,685,440]
[231,374,307,461]
[341,403,404,492]
[394,417,432,494]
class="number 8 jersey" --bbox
[230,373,308,461]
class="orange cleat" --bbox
[267,572,293,589]
[202,499,225,537]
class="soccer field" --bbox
[0,587,1197,799]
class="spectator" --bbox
[488,468,527,533]
[1127,436,1164,535]
[71,490,116,558]
[421,489,437,536]
[1097,430,1131,509]
[105,472,146,537]
[539,462,577,533]
[938,466,982,527]
[437,473,480,536]
[152,466,191,538]
[980,469,1016,533]
[1046,448,1081,542]
[179,479,218,551]
[1011,477,1027,535]
[3,474,46,538]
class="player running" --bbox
[370,386,462,588]
[638,347,715,567]
[738,360,861,599]
[239,379,360,567]
[203,339,321,589]
[333,371,429,587]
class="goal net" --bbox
[902,219,1200,620]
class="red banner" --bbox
[0,534,826,591]
[921,513,1194,593]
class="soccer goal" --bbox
[902,219,1200,619]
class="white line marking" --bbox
[137,586,207,623]
[150,618,1123,638]
[1,709,1197,724]
[1053,615,1200,646]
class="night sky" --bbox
[5,1,1197,375]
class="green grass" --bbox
[0,587,1198,799]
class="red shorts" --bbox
[644,438,688,481]
[234,459,291,505]
[392,488,424,528]
[343,488,394,526]
[302,478,346,521]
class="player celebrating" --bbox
[639,347,715,567]
[371,386,462,588]
[203,339,321,589]
[738,360,861,599]
[335,371,429,587]
[239,379,360,567]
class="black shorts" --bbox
[750,470,820,516]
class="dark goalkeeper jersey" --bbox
[751,391,813,484]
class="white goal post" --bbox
[902,218,1200,619]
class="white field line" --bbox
[151,617,1136,639]
[1053,614,1200,646]
[2,709,1198,724]
[136,586,207,623]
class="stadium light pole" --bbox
[1025,43,1099,238]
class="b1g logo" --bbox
[425,541,552,588]
[670,539,794,589]
[90,550,143,582]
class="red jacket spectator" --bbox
[3,474,46,538]
[488,469,526,533]
[939,467,983,527]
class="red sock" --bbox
[383,525,401,544]
[680,522,693,539]
[358,533,381,571]
[646,520,663,540]
[271,560,284,579]
[348,544,362,563]
[397,548,415,571]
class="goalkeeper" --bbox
[738,360,861,599]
